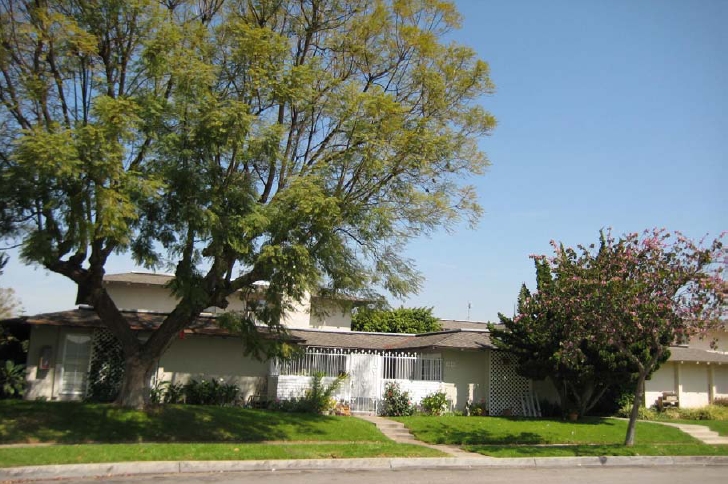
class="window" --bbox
[60,334,91,395]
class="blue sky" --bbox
[3,0,727,322]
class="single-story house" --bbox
[6,272,728,413]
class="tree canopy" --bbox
[351,306,441,333]
[526,229,725,446]
[492,258,639,417]
[0,0,495,407]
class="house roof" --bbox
[668,346,728,364]
[16,308,494,351]
[103,272,175,286]
[20,309,725,360]
[440,319,494,331]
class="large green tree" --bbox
[352,306,441,333]
[0,0,495,407]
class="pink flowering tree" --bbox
[541,229,725,446]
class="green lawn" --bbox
[464,444,728,458]
[394,416,697,445]
[0,442,445,468]
[0,401,387,444]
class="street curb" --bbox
[2,456,728,482]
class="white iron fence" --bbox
[270,348,443,413]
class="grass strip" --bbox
[465,443,728,458]
[0,442,446,468]
[0,401,386,444]
[394,416,697,445]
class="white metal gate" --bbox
[344,352,382,413]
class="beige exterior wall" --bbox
[24,326,97,401]
[714,366,728,399]
[105,283,352,331]
[679,363,710,408]
[106,285,181,313]
[24,325,62,400]
[106,284,249,314]
[645,362,678,408]
[156,334,269,402]
[440,349,489,410]
[308,299,352,332]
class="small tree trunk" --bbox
[624,371,647,446]
[116,353,158,409]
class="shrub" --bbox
[538,399,562,418]
[421,391,448,416]
[617,404,728,421]
[713,397,728,408]
[268,373,348,414]
[380,382,414,417]
[183,378,239,406]
[616,404,657,420]
[0,360,26,398]
[150,380,185,404]
[302,372,347,414]
[464,399,488,416]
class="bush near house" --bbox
[421,391,448,416]
[381,382,415,417]
[617,404,728,421]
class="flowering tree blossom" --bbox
[492,259,638,418]
[541,229,725,446]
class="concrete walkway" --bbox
[650,422,728,445]
[356,415,487,458]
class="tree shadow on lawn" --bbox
[464,444,634,458]
[0,401,342,444]
[413,417,621,446]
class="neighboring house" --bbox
[6,272,728,413]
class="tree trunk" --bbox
[115,353,159,409]
[624,371,647,446]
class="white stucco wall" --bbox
[645,362,677,408]
[308,299,352,332]
[106,284,248,314]
[105,283,355,331]
[24,326,96,401]
[384,379,446,406]
[679,363,711,408]
[441,349,489,410]
[714,366,728,399]
[156,334,269,402]
[24,325,62,400]
[106,285,183,313]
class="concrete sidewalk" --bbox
[649,422,728,445]
[2,455,728,482]
[356,414,481,457]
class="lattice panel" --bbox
[488,351,531,416]
[86,329,125,402]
